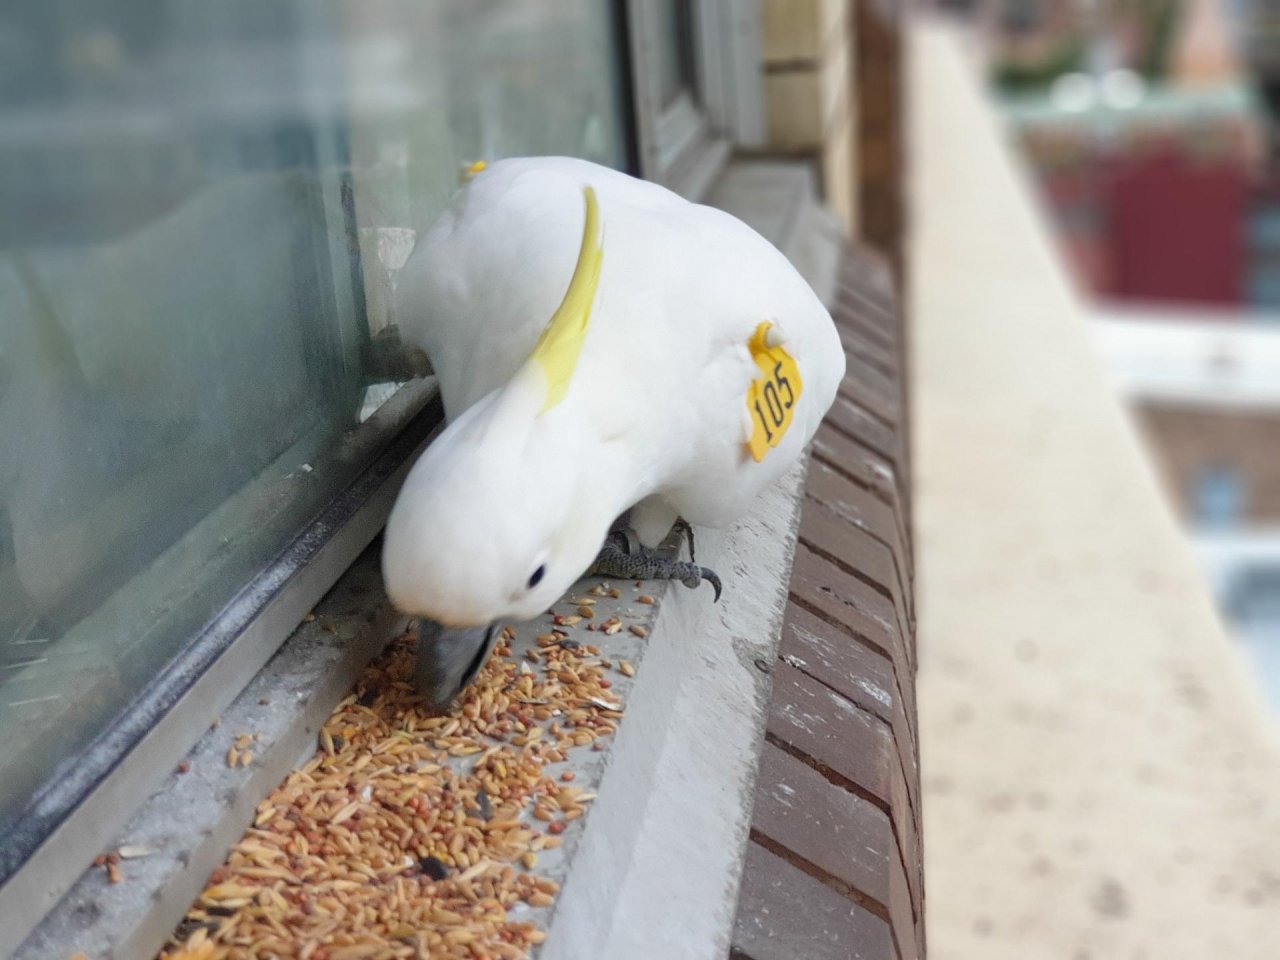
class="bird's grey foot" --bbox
[672,517,696,562]
[588,528,722,602]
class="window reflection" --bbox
[654,0,698,108]
[0,0,624,839]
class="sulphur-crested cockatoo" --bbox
[383,157,843,708]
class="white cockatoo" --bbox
[383,157,844,707]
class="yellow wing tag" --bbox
[746,321,803,462]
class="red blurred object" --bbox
[1105,150,1245,305]
[1040,162,1115,294]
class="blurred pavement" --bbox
[910,20,1280,960]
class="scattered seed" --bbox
[176,761,192,774]
[629,625,648,638]
[161,596,626,958]
[419,856,450,881]
[619,661,636,677]
[637,595,655,604]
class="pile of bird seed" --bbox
[161,587,639,960]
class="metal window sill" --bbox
[17,159,846,960]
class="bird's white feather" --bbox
[384,157,844,624]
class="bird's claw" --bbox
[673,517,696,562]
[684,566,722,602]
[589,528,722,602]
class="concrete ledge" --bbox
[547,461,807,959]
[912,22,1280,959]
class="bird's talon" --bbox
[702,567,723,602]
[589,527,723,603]
[673,518,696,562]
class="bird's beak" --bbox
[414,619,499,712]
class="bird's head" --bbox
[382,184,615,710]
[382,381,620,710]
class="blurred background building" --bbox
[940,0,1280,710]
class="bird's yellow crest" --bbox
[529,185,603,414]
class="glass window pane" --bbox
[654,0,698,108]
[0,0,625,839]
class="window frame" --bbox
[624,0,764,199]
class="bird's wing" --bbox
[395,155,843,521]
[394,158,685,419]
[569,199,845,525]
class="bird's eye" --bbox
[527,564,546,589]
